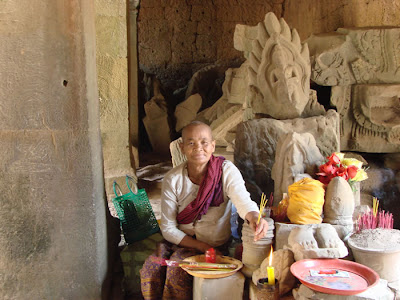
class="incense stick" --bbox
[257,193,267,225]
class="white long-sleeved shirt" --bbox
[160,160,259,247]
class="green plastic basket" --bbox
[112,176,160,243]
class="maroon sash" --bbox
[176,155,226,224]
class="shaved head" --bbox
[181,121,213,142]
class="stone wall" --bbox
[0,1,107,298]
[137,0,400,91]
[284,0,400,40]
[137,0,283,90]
[95,0,137,211]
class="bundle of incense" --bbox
[150,256,237,270]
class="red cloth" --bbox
[176,155,226,224]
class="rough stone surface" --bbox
[306,27,400,86]
[137,0,277,91]
[252,249,296,296]
[143,93,172,155]
[170,137,187,168]
[95,0,136,211]
[274,223,349,252]
[137,0,400,93]
[175,93,202,131]
[234,12,311,119]
[331,84,400,153]
[284,0,400,41]
[234,110,340,204]
[293,279,395,300]
[271,132,324,204]
[287,224,348,261]
[324,177,355,229]
[0,1,107,298]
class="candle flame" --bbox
[268,246,273,266]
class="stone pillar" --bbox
[0,0,107,298]
[128,0,140,168]
[95,0,136,214]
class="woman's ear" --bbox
[211,139,216,153]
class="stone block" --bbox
[170,137,187,167]
[288,224,348,261]
[271,132,324,203]
[216,5,243,22]
[197,21,217,35]
[193,271,245,300]
[331,84,400,153]
[234,110,340,204]
[137,6,164,21]
[274,223,349,251]
[210,104,243,147]
[165,5,191,21]
[191,5,214,22]
[240,4,272,23]
[194,35,217,63]
[171,48,194,64]
[175,94,202,131]
[306,27,400,85]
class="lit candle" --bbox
[267,247,275,285]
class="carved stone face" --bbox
[258,43,309,118]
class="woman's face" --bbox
[180,124,216,166]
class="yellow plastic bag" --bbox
[287,178,325,224]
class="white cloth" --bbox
[160,160,259,247]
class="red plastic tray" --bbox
[290,259,379,295]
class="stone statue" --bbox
[306,27,400,86]
[287,223,348,261]
[234,12,312,119]
[271,132,325,204]
[324,176,355,234]
[331,84,400,152]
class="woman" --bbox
[140,121,268,299]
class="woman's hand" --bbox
[178,235,214,253]
[245,211,269,242]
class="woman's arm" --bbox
[223,161,269,241]
[178,235,213,252]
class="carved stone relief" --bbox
[234,12,311,119]
[271,132,324,204]
[234,110,340,204]
[307,27,400,86]
[331,84,400,152]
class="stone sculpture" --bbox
[234,12,312,119]
[143,91,171,155]
[331,84,400,153]
[234,110,340,206]
[169,137,186,168]
[271,132,324,203]
[175,93,202,132]
[324,176,355,234]
[287,223,348,261]
[194,12,326,151]
[306,27,400,153]
[306,27,400,86]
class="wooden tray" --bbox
[181,255,243,279]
